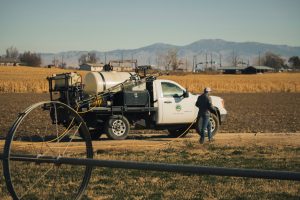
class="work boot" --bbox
[199,137,204,144]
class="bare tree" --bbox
[19,51,42,67]
[88,52,97,63]
[288,56,300,70]
[260,52,284,70]
[78,52,98,65]
[52,57,60,67]
[78,54,87,65]
[6,46,19,59]
[164,48,179,71]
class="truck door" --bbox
[158,81,195,124]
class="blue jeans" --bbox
[200,113,212,140]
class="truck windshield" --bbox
[161,82,184,97]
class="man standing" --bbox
[195,87,215,144]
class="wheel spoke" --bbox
[62,122,82,156]
[19,165,54,199]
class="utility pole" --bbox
[120,52,123,67]
[192,55,195,72]
[205,52,208,70]
[185,57,188,72]
[258,51,261,66]
[61,55,64,68]
[210,53,213,69]
[219,53,222,68]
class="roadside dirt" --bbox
[88,133,300,151]
[0,133,299,154]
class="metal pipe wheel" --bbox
[2,101,93,200]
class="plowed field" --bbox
[0,93,299,137]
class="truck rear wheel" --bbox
[196,113,219,137]
[168,126,190,138]
[105,115,130,140]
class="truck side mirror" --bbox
[183,90,189,98]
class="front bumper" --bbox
[220,114,227,123]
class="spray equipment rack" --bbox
[47,72,156,112]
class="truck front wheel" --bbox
[105,115,130,140]
[196,113,220,137]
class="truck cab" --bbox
[152,79,226,137]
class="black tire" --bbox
[79,129,103,140]
[105,115,130,140]
[90,128,103,140]
[168,126,190,138]
[196,113,220,137]
[79,125,104,140]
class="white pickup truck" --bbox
[49,72,227,140]
[152,79,227,136]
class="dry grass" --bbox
[0,133,299,199]
[0,66,87,93]
[0,66,300,93]
[160,73,300,93]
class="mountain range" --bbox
[41,39,300,70]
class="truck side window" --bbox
[161,82,184,97]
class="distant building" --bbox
[109,59,136,72]
[0,57,21,66]
[79,63,104,71]
[219,66,245,74]
[242,66,274,74]
[79,60,136,72]
[220,66,274,74]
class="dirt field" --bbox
[0,93,299,138]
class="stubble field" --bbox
[1,66,300,93]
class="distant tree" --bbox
[260,52,284,70]
[6,46,19,59]
[78,54,87,65]
[78,52,98,65]
[288,56,300,70]
[88,52,97,63]
[52,57,60,67]
[19,51,42,67]
[164,48,179,71]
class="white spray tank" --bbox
[83,71,137,95]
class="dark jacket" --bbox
[195,93,215,115]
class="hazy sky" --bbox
[0,0,299,54]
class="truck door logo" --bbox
[176,105,182,112]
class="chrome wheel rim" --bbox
[112,120,126,136]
